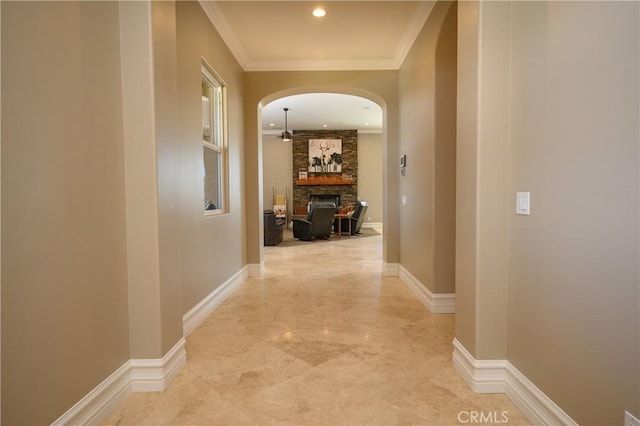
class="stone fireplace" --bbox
[292,129,357,214]
[310,193,340,207]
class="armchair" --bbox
[334,201,368,235]
[292,202,337,241]
[264,210,285,246]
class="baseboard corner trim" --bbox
[52,362,132,426]
[398,265,455,313]
[183,265,248,336]
[452,338,507,393]
[451,338,577,426]
[130,338,187,392]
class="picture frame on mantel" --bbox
[298,171,308,180]
[308,139,342,173]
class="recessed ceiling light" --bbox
[323,124,328,128]
[312,7,326,18]
[269,123,275,127]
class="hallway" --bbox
[104,229,528,425]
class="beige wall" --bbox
[3,1,636,425]
[398,1,457,294]
[120,0,165,359]
[1,1,248,422]
[433,4,457,295]
[262,135,294,215]
[1,2,130,424]
[456,1,639,423]
[454,0,480,354]
[151,0,185,355]
[506,2,639,423]
[455,0,511,361]
[120,0,186,360]
[244,72,400,266]
[175,1,246,314]
[357,133,383,223]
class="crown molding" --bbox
[392,1,436,68]
[198,0,434,72]
[242,58,399,72]
[198,0,250,69]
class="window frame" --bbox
[201,60,229,216]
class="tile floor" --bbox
[103,227,529,425]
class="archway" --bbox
[255,86,390,268]
[261,92,383,233]
[242,73,401,276]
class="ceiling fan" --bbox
[281,107,292,142]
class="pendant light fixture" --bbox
[281,107,292,142]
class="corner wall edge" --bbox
[398,265,455,313]
[452,338,578,426]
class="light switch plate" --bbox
[516,192,530,215]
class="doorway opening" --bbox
[259,91,385,247]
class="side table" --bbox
[334,213,352,238]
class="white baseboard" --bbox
[52,362,132,426]
[362,222,382,228]
[183,266,248,336]
[452,338,508,393]
[382,261,399,276]
[248,262,264,277]
[53,338,186,425]
[503,361,577,426]
[452,338,577,426]
[54,260,247,425]
[398,265,455,313]
[130,338,186,392]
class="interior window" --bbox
[201,63,227,214]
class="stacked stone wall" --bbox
[292,130,357,213]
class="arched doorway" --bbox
[260,93,383,236]
[245,86,398,276]
[242,76,401,276]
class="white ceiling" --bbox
[199,1,434,134]
[202,1,435,71]
[261,93,383,135]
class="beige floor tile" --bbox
[230,358,391,425]
[171,392,258,426]
[187,339,313,401]
[102,229,530,426]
